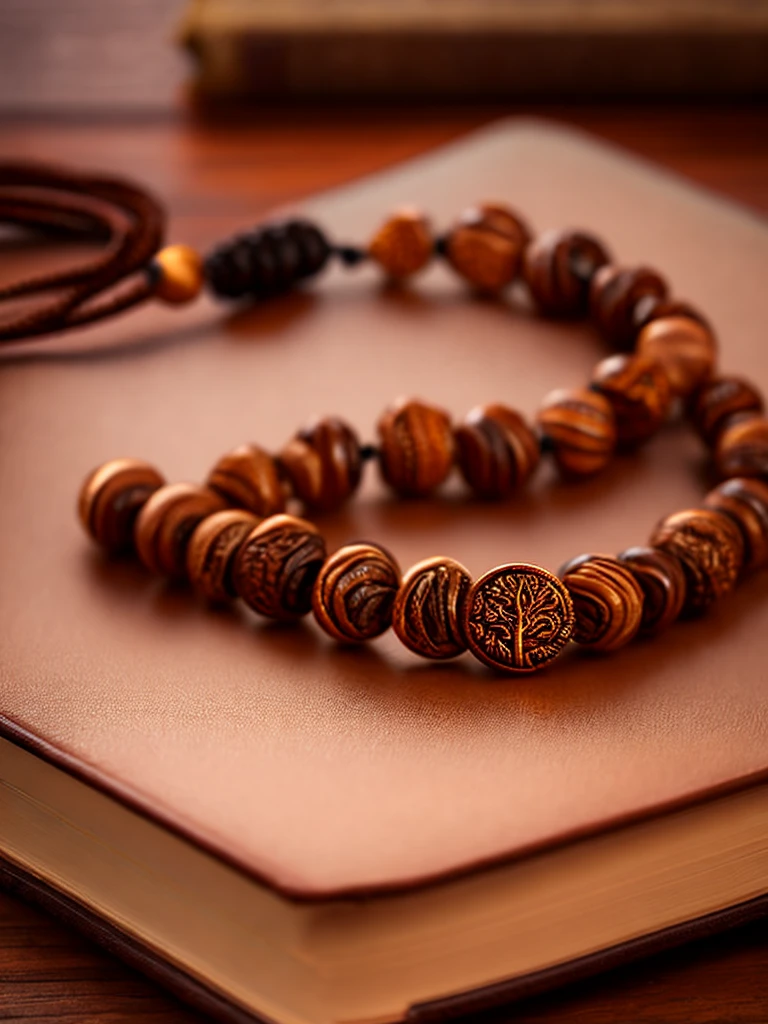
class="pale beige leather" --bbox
[1,121,767,897]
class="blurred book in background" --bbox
[180,0,768,102]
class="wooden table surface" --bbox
[1,104,768,1023]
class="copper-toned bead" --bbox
[455,403,540,499]
[590,265,668,351]
[152,245,204,305]
[590,353,672,447]
[186,509,260,603]
[559,554,644,651]
[704,478,768,574]
[691,377,764,447]
[632,296,711,336]
[650,508,744,616]
[134,483,226,578]
[368,207,433,279]
[715,416,768,480]
[78,458,165,553]
[636,315,717,398]
[377,397,454,497]
[392,556,471,660]
[617,546,687,634]
[232,514,326,620]
[444,203,530,292]
[463,563,574,673]
[522,229,610,317]
[312,543,400,643]
[537,387,616,477]
[207,443,284,517]
[278,417,362,512]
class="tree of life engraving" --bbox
[465,565,574,672]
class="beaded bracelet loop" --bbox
[77,202,768,675]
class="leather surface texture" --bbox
[1,120,767,898]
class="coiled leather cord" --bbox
[0,161,165,342]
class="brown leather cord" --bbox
[0,161,166,342]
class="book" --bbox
[178,0,768,101]
[1,119,768,1024]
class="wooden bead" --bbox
[650,508,744,616]
[134,483,226,578]
[444,203,529,292]
[368,207,433,278]
[377,397,454,497]
[455,403,540,499]
[559,554,644,651]
[278,417,362,512]
[632,296,711,336]
[232,514,326,620]
[463,563,574,673]
[617,546,686,634]
[537,387,616,477]
[636,315,717,398]
[392,556,471,659]
[78,458,165,553]
[715,416,768,480]
[312,543,400,643]
[186,509,260,603]
[522,229,610,316]
[590,353,672,447]
[152,245,204,305]
[590,265,668,351]
[207,443,285,517]
[691,376,764,446]
[704,478,768,573]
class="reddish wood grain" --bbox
[1,103,768,1022]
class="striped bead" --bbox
[537,387,616,477]
[312,543,400,643]
[455,403,540,499]
[522,229,610,317]
[279,416,362,512]
[704,478,768,574]
[590,265,668,351]
[377,397,454,497]
[590,353,672,447]
[617,546,686,634]
[134,484,226,578]
[691,376,764,447]
[186,509,260,603]
[392,556,471,659]
[559,554,644,651]
[715,415,768,481]
[636,315,717,398]
[207,444,285,517]
[78,458,165,553]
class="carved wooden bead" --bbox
[444,203,530,292]
[559,554,644,651]
[704,478,768,573]
[617,546,687,634]
[232,514,326,620]
[392,556,471,659]
[78,458,165,553]
[590,265,668,351]
[368,207,433,278]
[278,417,362,512]
[134,483,226,578]
[186,509,260,603]
[649,508,744,616]
[312,543,400,643]
[522,229,610,316]
[590,353,672,447]
[636,315,717,398]
[207,443,285,517]
[715,416,768,480]
[377,397,454,497]
[455,403,540,499]
[537,387,616,477]
[691,377,764,447]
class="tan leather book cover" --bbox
[1,119,768,903]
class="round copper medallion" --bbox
[463,563,574,673]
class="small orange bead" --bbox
[152,245,204,305]
[368,208,433,278]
